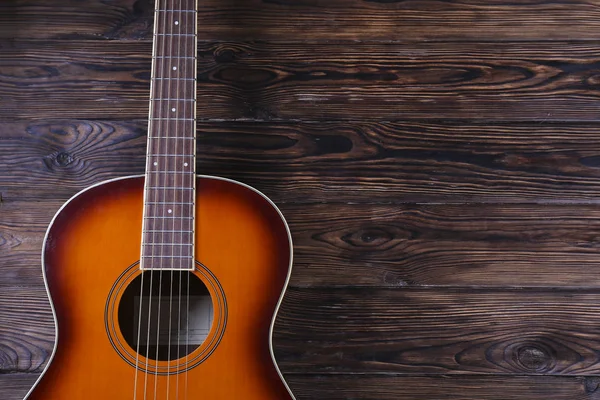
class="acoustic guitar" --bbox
[26,1,295,399]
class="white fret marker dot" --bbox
[153,162,158,166]
[175,21,179,25]
[172,108,176,112]
[168,209,173,214]
[184,162,189,167]
[173,66,177,71]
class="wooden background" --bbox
[3,0,600,398]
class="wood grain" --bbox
[286,203,600,287]
[285,375,600,399]
[7,199,600,288]
[274,288,600,375]
[4,373,600,400]
[0,373,38,400]
[5,41,600,121]
[0,287,53,374]
[4,0,600,41]
[4,119,600,203]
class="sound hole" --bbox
[118,271,213,361]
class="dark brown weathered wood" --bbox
[7,199,600,288]
[4,41,600,121]
[286,203,600,287]
[4,373,600,400]
[285,375,600,400]
[0,373,38,400]
[0,288,54,374]
[4,0,600,42]
[4,119,600,203]
[0,0,154,40]
[274,288,600,375]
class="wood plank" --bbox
[7,200,600,288]
[4,41,600,121]
[285,375,600,399]
[3,373,600,400]
[197,0,600,42]
[274,288,600,374]
[0,288,54,374]
[3,119,600,203]
[0,0,153,40]
[0,373,38,400]
[4,0,600,41]
[9,287,600,376]
[286,203,600,287]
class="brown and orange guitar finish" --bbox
[27,175,295,399]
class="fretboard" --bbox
[141,0,198,271]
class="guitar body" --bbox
[27,175,294,399]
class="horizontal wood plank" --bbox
[4,0,600,41]
[3,119,600,203]
[3,41,600,121]
[275,288,600,375]
[0,0,154,40]
[3,373,600,400]
[0,373,38,400]
[0,288,54,373]
[287,203,600,287]
[285,375,600,399]
[6,199,600,288]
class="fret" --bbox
[151,103,195,119]
[153,35,195,57]
[151,98,196,102]
[152,77,195,81]
[155,33,196,37]
[144,230,193,233]
[155,10,197,13]
[146,186,194,190]
[151,154,195,157]
[144,193,194,205]
[147,137,195,153]
[143,255,193,259]
[151,118,195,121]
[147,201,193,205]
[146,171,195,175]
[154,56,196,74]
[149,138,194,141]
[143,243,193,246]
[153,56,196,60]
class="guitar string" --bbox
[152,1,172,398]
[144,0,169,398]
[186,0,197,397]
[134,0,162,395]
[186,261,191,400]
[165,1,183,397]
[134,269,145,400]
[141,1,159,399]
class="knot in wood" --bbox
[56,151,73,167]
[214,48,236,63]
[515,344,552,372]
[342,227,393,248]
[585,377,600,394]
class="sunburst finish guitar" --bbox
[26,1,295,399]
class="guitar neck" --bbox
[141,0,198,271]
